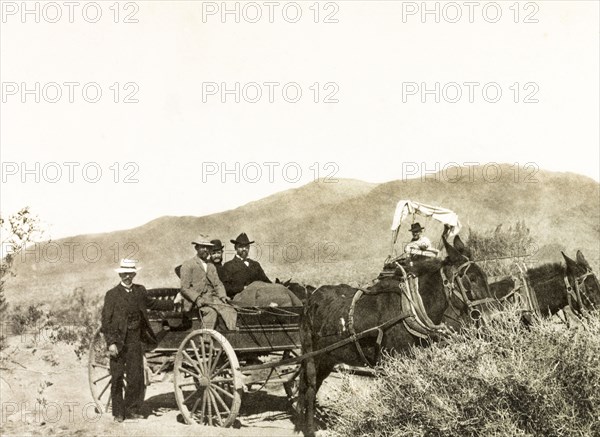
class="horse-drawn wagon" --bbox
[86,200,506,431]
[89,288,303,426]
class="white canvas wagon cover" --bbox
[391,200,462,244]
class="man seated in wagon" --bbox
[386,200,461,268]
[221,232,271,298]
[404,222,439,259]
[221,232,302,307]
[177,234,237,330]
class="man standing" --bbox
[222,232,271,298]
[179,235,236,330]
[101,259,174,423]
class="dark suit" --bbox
[221,256,271,298]
[101,283,173,418]
[211,261,224,281]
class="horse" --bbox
[275,278,316,304]
[295,236,495,436]
[490,251,600,319]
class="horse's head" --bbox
[442,236,494,323]
[563,251,600,312]
[275,277,292,287]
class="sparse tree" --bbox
[0,207,43,316]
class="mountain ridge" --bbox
[6,165,599,305]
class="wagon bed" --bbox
[147,288,303,353]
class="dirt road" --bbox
[1,334,342,436]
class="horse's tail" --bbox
[295,294,317,437]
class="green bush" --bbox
[327,308,600,437]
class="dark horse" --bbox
[275,278,316,304]
[490,251,600,318]
[295,236,495,436]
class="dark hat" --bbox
[230,232,254,245]
[409,222,425,233]
[210,239,224,251]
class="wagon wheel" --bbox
[173,329,243,427]
[88,327,148,414]
[88,327,113,413]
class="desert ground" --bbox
[1,332,347,437]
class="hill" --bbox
[5,165,599,305]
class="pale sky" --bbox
[1,1,598,239]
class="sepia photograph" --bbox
[1,1,599,436]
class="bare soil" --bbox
[0,334,344,437]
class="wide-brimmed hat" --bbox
[409,222,425,233]
[230,232,254,245]
[191,234,214,247]
[115,258,140,273]
[210,239,224,251]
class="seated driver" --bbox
[404,222,439,257]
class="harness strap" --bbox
[563,275,579,313]
[514,262,540,315]
[393,263,449,339]
[347,289,376,366]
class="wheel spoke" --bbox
[93,373,111,385]
[207,388,213,426]
[209,386,231,414]
[211,383,234,399]
[182,350,202,374]
[199,335,208,374]
[183,388,200,404]
[211,377,234,384]
[98,379,111,399]
[190,339,206,375]
[209,346,222,375]
[207,389,224,426]
[199,389,208,422]
[206,337,214,374]
[211,361,231,378]
[178,366,202,380]
[190,393,202,416]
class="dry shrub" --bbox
[327,307,600,437]
[44,287,102,359]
